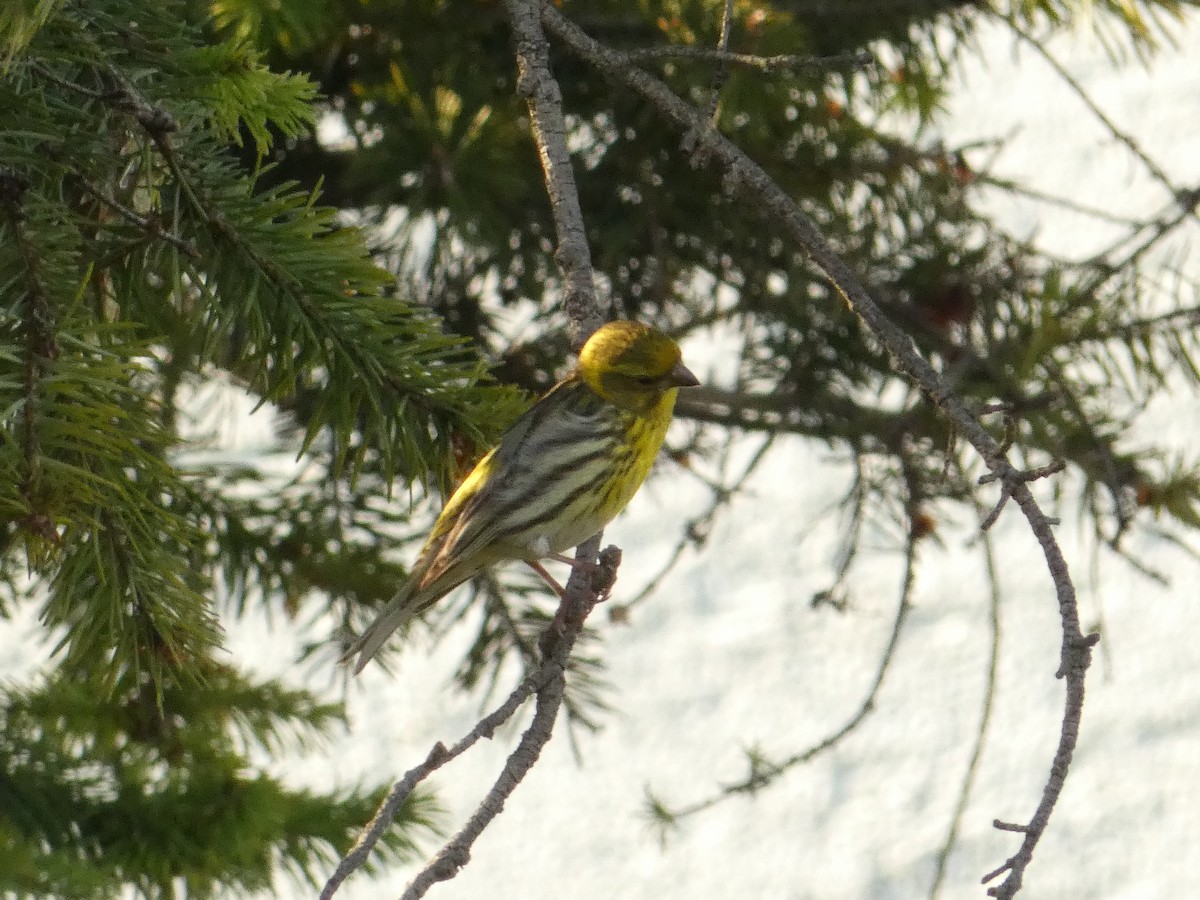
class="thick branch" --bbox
[503,0,603,345]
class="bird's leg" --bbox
[547,552,603,577]
[526,553,612,601]
[526,559,568,598]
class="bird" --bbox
[342,320,699,674]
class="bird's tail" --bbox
[341,586,422,675]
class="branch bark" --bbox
[503,0,603,346]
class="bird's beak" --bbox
[669,361,700,388]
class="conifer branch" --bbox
[0,171,57,544]
[74,175,200,259]
[1002,17,1184,206]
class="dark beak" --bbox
[669,360,700,388]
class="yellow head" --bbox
[578,321,699,412]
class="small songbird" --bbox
[342,320,699,674]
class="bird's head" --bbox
[578,321,699,412]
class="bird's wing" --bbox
[417,377,605,588]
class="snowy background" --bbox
[7,13,1200,900]
[312,18,1200,899]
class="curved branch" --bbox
[661,503,919,822]
[539,5,1093,896]
[622,45,874,73]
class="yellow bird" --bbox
[343,320,699,674]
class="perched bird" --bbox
[343,320,699,674]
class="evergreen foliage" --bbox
[0,0,522,893]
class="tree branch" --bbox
[929,498,1004,898]
[659,504,919,823]
[321,543,620,899]
[503,0,603,346]
[400,541,616,899]
[623,46,874,73]
[539,5,1093,896]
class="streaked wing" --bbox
[417,377,619,589]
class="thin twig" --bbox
[619,433,774,615]
[978,461,1066,531]
[1069,298,1200,345]
[974,171,1143,227]
[399,540,615,899]
[75,175,200,258]
[666,513,920,820]
[321,542,618,899]
[929,502,1004,898]
[996,18,1200,286]
[1002,17,1182,200]
[623,46,875,73]
[29,61,110,99]
[1078,183,1200,292]
[707,0,735,122]
[319,666,543,899]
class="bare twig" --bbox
[996,19,1200,287]
[319,665,542,899]
[503,0,602,346]
[623,46,874,73]
[974,171,1143,227]
[618,433,773,616]
[400,541,615,899]
[1002,18,1182,202]
[539,6,1092,896]
[664,511,920,821]
[929,502,1004,898]
[321,542,618,899]
[706,0,734,122]
[1085,184,1200,286]
[978,461,1066,531]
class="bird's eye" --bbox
[636,374,659,385]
